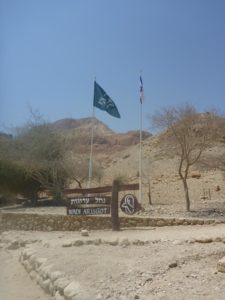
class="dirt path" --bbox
[1,224,225,299]
[0,248,50,300]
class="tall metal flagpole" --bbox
[88,81,95,188]
[139,73,144,205]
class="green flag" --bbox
[93,81,121,118]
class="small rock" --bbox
[53,291,64,300]
[132,239,145,246]
[168,262,178,268]
[191,172,201,179]
[215,185,220,191]
[213,237,222,242]
[64,281,90,300]
[143,277,153,285]
[64,281,80,298]
[62,241,73,247]
[217,256,225,273]
[172,240,183,245]
[134,295,140,299]
[195,238,213,243]
[107,239,119,246]
[187,239,195,244]
[120,238,130,247]
[42,278,51,293]
[7,241,20,250]
[35,257,47,269]
[73,240,84,247]
[81,229,89,237]
[94,239,102,245]
[54,277,70,294]
[49,271,63,282]
[29,270,37,281]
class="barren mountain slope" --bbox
[51,116,225,213]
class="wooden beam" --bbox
[63,183,139,195]
[64,186,113,194]
[119,183,139,192]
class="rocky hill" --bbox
[50,117,152,153]
[56,114,225,214]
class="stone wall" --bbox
[0,212,217,231]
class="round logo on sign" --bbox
[120,194,141,215]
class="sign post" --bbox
[64,182,140,231]
[111,180,120,231]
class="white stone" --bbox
[54,277,70,294]
[29,270,37,281]
[37,275,43,286]
[172,240,183,245]
[64,281,81,299]
[53,291,64,300]
[24,260,32,273]
[81,229,89,237]
[49,270,63,282]
[29,254,37,268]
[35,257,47,269]
[73,240,84,247]
[217,256,225,272]
[42,278,51,292]
[120,238,130,247]
[39,264,53,280]
[62,240,73,247]
[23,249,35,260]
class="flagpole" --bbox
[88,81,96,188]
[139,73,144,205]
[88,107,95,188]
[139,96,143,205]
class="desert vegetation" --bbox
[1,105,225,212]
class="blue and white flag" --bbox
[139,75,144,104]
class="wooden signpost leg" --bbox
[111,180,120,231]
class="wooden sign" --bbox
[120,194,141,215]
[67,196,111,215]
[67,206,110,216]
[68,196,111,206]
[64,181,139,230]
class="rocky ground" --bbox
[1,160,225,300]
[2,219,225,299]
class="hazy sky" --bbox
[1,0,225,133]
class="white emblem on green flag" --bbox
[93,81,121,118]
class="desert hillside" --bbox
[47,115,225,212]
[1,115,225,212]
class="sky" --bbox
[1,0,225,134]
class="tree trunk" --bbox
[178,157,191,212]
[181,178,190,212]
[53,187,63,206]
[30,192,38,207]
[148,182,152,205]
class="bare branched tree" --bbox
[151,104,214,211]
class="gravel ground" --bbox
[2,223,225,299]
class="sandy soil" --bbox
[0,245,50,300]
[1,222,225,300]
